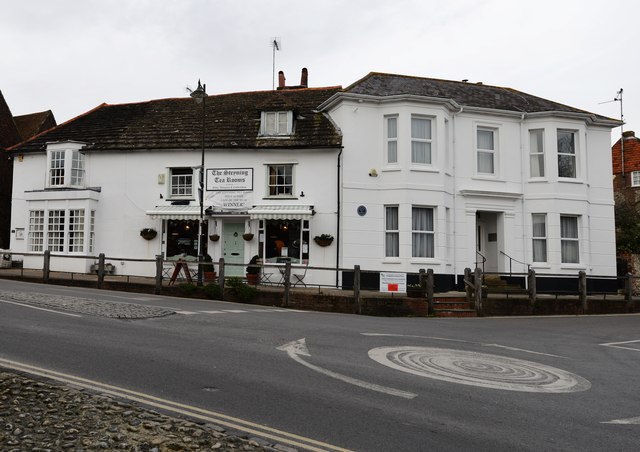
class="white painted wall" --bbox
[329,98,617,277]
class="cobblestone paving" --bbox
[0,370,276,451]
[0,290,174,319]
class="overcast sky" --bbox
[2,0,637,142]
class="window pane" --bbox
[561,241,579,263]
[561,216,578,239]
[388,141,397,164]
[265,113,275,134]
[632,171,640,187]
[411,141,431,164]
[411,207,434,258]
[533,239,547,262]
[385,206,399,257]
[530,154,545,177]
[477,129,494,150]
[561,216,579,264]
[268,164,293,196]
[278,112,288,134]
[557,131,575,154]
[411,117,430,139]
[532,214,546,237]
[529,130,544,177]
[477,151,494,173]
[387,117,397,139]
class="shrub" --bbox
[177,283,197,295]
[203,283,223,300]
[227,276,258,302]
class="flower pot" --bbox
[140,229,157,240]
[314,237,333,247]
[209,234,220,241]
[242,233,254,241]
[246,273,259,286]
[204,271,217,283]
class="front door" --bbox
[476,211,499,273]
[223,222,245,277]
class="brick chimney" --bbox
[623,130,636,139]
[278,71,286,89]
[301,68,308,88]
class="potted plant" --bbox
[246,255,261,285]
[242,232,254,241]
[209,234,220,242]
[202,254,216,283]
[139,228,157,240]
[406,284,425,298]
[314,234,334,247]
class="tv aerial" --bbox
[271,37,281,90]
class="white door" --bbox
[223,223,245,277]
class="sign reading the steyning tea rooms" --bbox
[207,168,253,191]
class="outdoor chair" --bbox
[292,263,308,287]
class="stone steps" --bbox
[433,297,477,317]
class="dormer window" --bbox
[260,111,293,136]
[46,143,86,188]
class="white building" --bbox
[9,72,342,286]
[320,73,619,289]
[8,71,620,290]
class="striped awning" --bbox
[145,205,205,220]
[248,204,314,220]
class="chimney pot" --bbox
[301,67,308,87]
[278,71,285,89]
[623,130,635,138]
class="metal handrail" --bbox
[475,250,486,273]
[499,250,530,276]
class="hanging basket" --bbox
[314,236,334,247]
[242,233,254,241]
[140,228,157,240]
[209,234,220,242]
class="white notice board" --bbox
[379,272,407,293]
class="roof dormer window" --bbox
[46,142,86,188]
[260,111,293,136]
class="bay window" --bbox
[561,215,579,264]
[412,206,434,258]
[557,130,577,178]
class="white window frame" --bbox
[47,148,85,188]
[385,205,399,258]
[47,210,66,252]
[557,129,577,179]
[411,115,432,165]
[169,167,194,199]
[260,111,293,136]
[476,126,497,175]
[68,209,85,253]
[631,171,640,187]
[385,115,398,165]
[411,206,435,258]
[532,213,547,263]
[560,215,580,264]
[529,129,545,178]
[266,163,294,197]
[28,210,45,252]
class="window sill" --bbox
[560,264,586,270]
[382,258,402,264]
[558,178,584,184]
[531,263,551,269]
[410,258,440,265]
[382,167,401,172]
[527,178,548,183]
[472,174,502,181]
[257,135,292,139]
[409,166,439,173]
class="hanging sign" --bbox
[207,168,253,191]
[380,272,407,293]
[207,191,251,210]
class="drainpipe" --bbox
[519,112,527,277]
[336,148,343,288]
[452,106,463,286]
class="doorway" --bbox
[476,211,501,273]
[223,222,245,277]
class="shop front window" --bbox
[166,219,201,260]
[259,219,309,263]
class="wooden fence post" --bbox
[625,272,634,312]
[97,253,106,289]
[155,255,163,295]
[528,268,536,309]
[578,270,587,313]
[426,269,434,315]
[283,261,291,307]
[474,267,483,315]
[464,267,472,304]
[354,265,361,314]
[43,250,50,283]
[218,258,225,292]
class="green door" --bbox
[223,223,245,277]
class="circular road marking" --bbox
[368,346,591,393]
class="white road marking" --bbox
[602,417,640,425]
[0,357,352,452]
[369,346,590,393]
[200,310,225,314]
[362,333,568,359]
[223,309,248,313]
[600,339,640,352]
[0,299,82,317]
[175,311,199,315]
[277,338,417,399]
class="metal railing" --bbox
[499,250,530,276]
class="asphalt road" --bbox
[1,279,639,451]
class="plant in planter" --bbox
[246,254,261,285]
[202,254,216,283]
[314,234,334,247]
[140,228,157,240]
[242,232,254,241]
[209,234,220,241]
[406,284,426,298]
